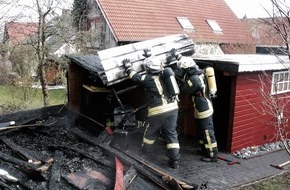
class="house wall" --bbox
[230,71,288,152]
[87,0,117,49]
[220,43,256,54]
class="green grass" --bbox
[0,85,67,113]
[238,172,290,190]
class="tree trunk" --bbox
[39,63,49,106]
[36,0,51,107]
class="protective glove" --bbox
[122,58,132,69]
[170,48,182,60]
[141,63,148,71]
[142,48,152,58]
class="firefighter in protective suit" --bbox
[122,49,181,169]
[171,51,218,162]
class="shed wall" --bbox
[231,72,278,152]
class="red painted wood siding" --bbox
[230,72,290,152]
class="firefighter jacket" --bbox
[127,69,178,117]
[181,67,213,119]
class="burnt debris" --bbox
[0,105,116,190]
[0,105,198,190]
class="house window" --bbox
[176,17,194,31]
[271,71,290,94]
[206,20,223,34]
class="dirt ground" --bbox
[237,171,290,190]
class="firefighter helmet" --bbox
[144,56,163,73]
[177,56,196,69]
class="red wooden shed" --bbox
[193,54,290,152]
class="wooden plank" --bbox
[97,33,195,85]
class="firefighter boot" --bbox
[167,148,180,169]
[200,147,218,162]
[168,159,180,169]
[200,156,218,162]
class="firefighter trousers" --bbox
[195,116,218,158]
[142,109,180,161]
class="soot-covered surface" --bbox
[0,105,289,190]
[0,106,117,190]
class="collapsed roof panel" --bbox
[97,33,195,86]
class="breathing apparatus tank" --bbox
[160,67,180,101]
[205,67,217,97]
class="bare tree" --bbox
[256,72,290,155]
[2,0,74,107]
[255,0,290,155]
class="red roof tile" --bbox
[96,0,252,44]
[4,22,38,46]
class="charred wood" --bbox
[0,151,47,182]
[48,150,63,190]
[0,151,38,171]
[50,144,113,168]
[17,180,34,190]
[70,127,171,190]
[0,178,14,190]
[0,124,45,131]
[123,166,137,190]
[0,137,41,165]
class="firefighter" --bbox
[122,49,181,169]
[170,50,218,162]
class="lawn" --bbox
[0,85,67,114]
[238,171,290,190]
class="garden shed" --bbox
[65,32,290,153]
[66,52,290,153]
[194,54,290,152]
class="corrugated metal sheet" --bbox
[194,54,290,72]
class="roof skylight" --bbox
[176,17,194,30]
[206,20,223,34]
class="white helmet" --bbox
[177,56,196,69]
[144,57,163,72]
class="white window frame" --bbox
[206,19,223,34]
[176,17,194,30]
[271,71,290,95]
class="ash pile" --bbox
[0,105,197,190]
[0,105,117,190]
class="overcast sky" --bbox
[0,0,73,38]
[224,0,289,18]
